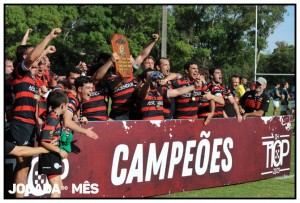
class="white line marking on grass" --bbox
[274,174,294,179]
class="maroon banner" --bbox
[5,116,292,198]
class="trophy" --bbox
[111,34,133,79]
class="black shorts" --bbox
[5,140,15,156]
[10,119,36,147]
[38,152,62,175]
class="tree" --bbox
[4,4,289,80]
[258,41,295,87]
[171,5,287,81]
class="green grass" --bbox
[155,98,296,198]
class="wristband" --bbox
[133,62,139,70]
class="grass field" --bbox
[155,99,296,198]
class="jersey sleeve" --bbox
[41,116,60,142]
[67,93,78,115]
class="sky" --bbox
[264,5,295,53]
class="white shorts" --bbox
[273,100,280,108]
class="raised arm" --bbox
[24,28,62,69]
[135,34,159,66]
[92,53,119,84]
[35,45,57,65]
[21,28,33,45]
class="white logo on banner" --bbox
[261,133,290,175]
[26,157,70,196]
[111,131,234,186]
[72,181,99,194]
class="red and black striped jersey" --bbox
[172,78,206,119]
[81,84,109,121]
[137,87,165,120]
[41,111,61,145]
[206,82,225,117]
[35,76,48,88]
[221,84,233,103]
[35,75,48,120]
[160,83,175,119]
[12,62,38,125]
[45,69,58,88]
[38,96,47,119]
[108,76,138,114]
[239,90,270,115]
[67,92,80,116]
[36,71,57,121]
[36,69,57,88]
[197,82,211,117]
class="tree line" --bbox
[5,4,295,87]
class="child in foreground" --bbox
[38,90,68,198]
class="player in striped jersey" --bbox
[54,67,81,94]
[155,58,183,119]
[81,81,110,121]
[93,52,140,120]
[134,34,160,70]
[204,67,226,118]
[35,48,57,126]
[197,67,216,125]
[108,75,139,120]
[38,90,69,197]
[63,76,99,139]
[137,69,201,120]
[172,62,209,119]
[222,75,243,122]
[10,28,62,198]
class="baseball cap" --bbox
[256,77,267,85]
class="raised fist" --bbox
[49,28,62,39]
[152,34,159,42]
[46,45,56,54]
